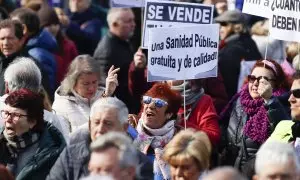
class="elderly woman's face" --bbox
[170,157,201,180]
[2,104,35,137]
[74,73,98,100]
[142,96,169,129]
[220,22,233,40]
[248,67,275,99]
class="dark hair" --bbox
[0,7,9,20]
[293,70,300,80]
[0,19,24,39]
[144,83,182,115]
[5,88,44,132]
[10,8,40,36]
[249,59,290,89]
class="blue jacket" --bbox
[26,29,57,93]
[66,5,104,55]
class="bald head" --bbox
[203,167,247,180]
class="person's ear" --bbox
[22,24,28,36]
[113,21,119,28]
[29,119,37,129]
[4,82,9,94]
[166,113,172,120]
[123,122,129,132]
[252,174,259,180]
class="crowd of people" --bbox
[0,0,300,180]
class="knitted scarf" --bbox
[134,118,175,180]
[240,85,285,144]
[1,129,40,161]
[171,81,204,121]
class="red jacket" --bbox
[178,95,221,145]
[55,38,78,86]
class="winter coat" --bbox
[219,33,262,99]
[54,37,78,86]
[0,50,51,97]
[26,29,58,93]
[66,6,103,55]
[0,121,66,180]
[220,96,289,169]
[177,95,220,146]
[52,86,105,132]
[0,94,70,141]
[93,32,134,112]
[47,127,154,180]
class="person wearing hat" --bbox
[215,9,262,100]
[37,5,78,87]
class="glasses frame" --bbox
[1,110,28,122]
[142,96,168,108]
[247,75,276,83]
[291,89,300,98]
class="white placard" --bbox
[110,0,144,7]
[269,0,300,42]
[142,0,214,48]
[147,24,219,82]
[242,0,271,18]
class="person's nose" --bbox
[289,93,296,104]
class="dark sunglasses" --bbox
[220,22,229,26]
[247,75,275,83]
[143,96,168,108]
[291,89,300,98]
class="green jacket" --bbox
[268,120,294,143]
[0,121,66,180]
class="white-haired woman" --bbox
[52,55,119,133]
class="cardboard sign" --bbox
[142,0,214,48]
[147,24,219,81]
[269,0,300,42]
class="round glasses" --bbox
[1,110,28,122]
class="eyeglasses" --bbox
[1,110,28,121]
[142,96,168,108]
[247,75,275,83]
[291,89,300,98]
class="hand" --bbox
[134,48,146,69]
[105,65,120,96]
[58,15,70,27]
[258,78,273,102]
[128,114,139,128]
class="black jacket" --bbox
[220,96,289,170]
[47,127,153,180]
[219,33,262,99]
[0,50,51,97]
[0,121,66,180]
[93,32,135,112]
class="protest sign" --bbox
[147,24,219,81]
[242,0,271,18]
[269,0,300,42]
[111,0,144,7]
[142,0,214,48]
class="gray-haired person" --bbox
[88,132,138,180]
[47,97,153,180]
[203,166,247,180]
[0,57,69,141]
[253,141,300,180]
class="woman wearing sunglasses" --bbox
[220,59,290,174]
[131,83,182,180]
